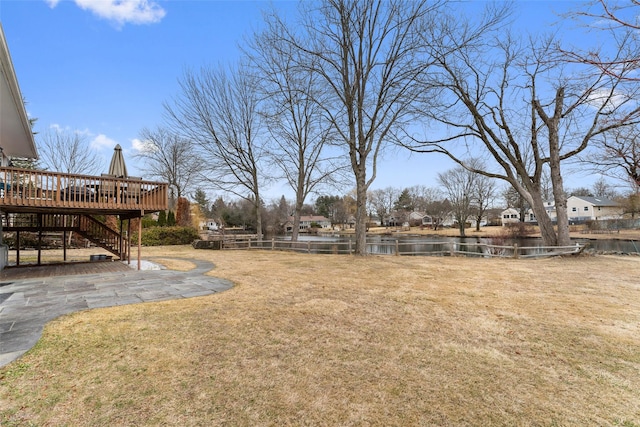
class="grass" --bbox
[1,246,639,426]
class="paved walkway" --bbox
[0,259,233,367]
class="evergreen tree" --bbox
[394,189,414,212]
[315,195,341,220]
[193,188,211,218]
[158,210,167,227]
[167,211,176,226]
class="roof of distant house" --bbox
[286,215,330,222]
[570,195,619,207]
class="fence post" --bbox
[248,237,251,249]
[513,243,519,259]
[395,239,399,256]
[349,239,352,254]
[272,238,275,250]
[307,241,311,254]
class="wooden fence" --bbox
[216,237,586,259]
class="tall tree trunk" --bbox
[292,204,302,242]
[548,128,571,247]
[291,185,305,242]
[458,221,466,237]
[354,169,368,256]
[527,187,558,246]
[535,88,571,247]
[255,196,263,242]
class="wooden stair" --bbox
[76,215,126,260]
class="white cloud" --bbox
[48,123,91,136]
[91,133,119,150]
[586,88,630,112]
[131,137,156,153]
[45,0,166,26]
[131,138,145,152]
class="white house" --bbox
[284,215,331,232]
[202,219,220,231]
[501,196,622,226]
[500,208,537,225]
[500,208,520,226]
[421,214,434,227]
[468,217,488,228]
[385,212,405,227]
[566,195,623,222]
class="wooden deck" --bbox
[0,167,167,216]
[0,167,168,270]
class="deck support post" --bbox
[119,216,124,261]
[37,213,42,265]
[137,210,143,271]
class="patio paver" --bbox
[0,259,232,367]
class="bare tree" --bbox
[277,0,443,254]
[425,198,450,231]
[407,185,441,213]
[580,125,640,192]
[572,1,640,30]
[563,0,640,81]
[136,126,203,201]
[247,16,348,241]
[592,177,619,200]
[438,165,477,237]
[166,63,267,240]
[368,187,400,227]
[411,23,640,246]
[470,173,497,232]
[38,127,103,175]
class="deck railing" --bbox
[0,167,167,212]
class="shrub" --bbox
[176,197,191,227]
[132,226,199,246]
[502,222,535,238]
[3,232,40,249]
[141,216,158,228]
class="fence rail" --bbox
[215,237,586,259]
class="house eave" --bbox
[0,24,38,160]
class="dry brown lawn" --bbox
[1,246,639,426]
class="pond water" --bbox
[275,234,640,256]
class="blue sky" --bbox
[0,1,603,201]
